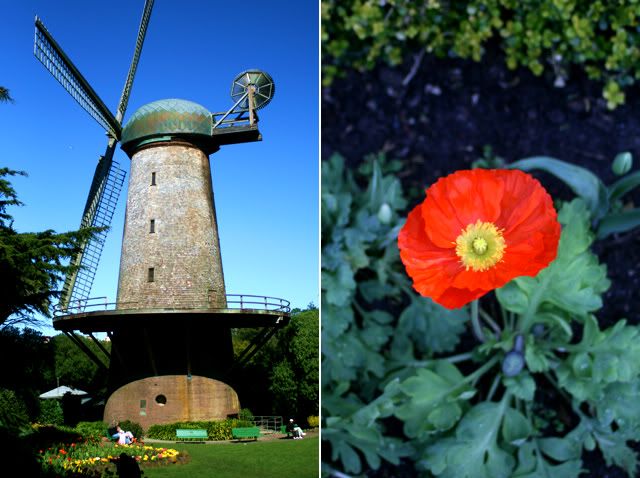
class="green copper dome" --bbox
[121,99,212,153]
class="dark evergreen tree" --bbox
[0,168,96,327]
[0,86,12,103]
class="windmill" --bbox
[34,1,154,310]
[34,2,289,428]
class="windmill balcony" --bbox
[51,294,291,333]
[54,294,290,316]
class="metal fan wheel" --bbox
[230,70,275,111]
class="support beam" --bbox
[107,331,126,369]
[228,327,279,377]
[88,332,111,361]
[64,331,108,371]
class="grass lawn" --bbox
[142,436,319,478]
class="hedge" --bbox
[322,0,640,108]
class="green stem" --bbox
[479,308,502,335]
[499,303,508,329]
[469,355,500,387]
[385,353,476,381]
[446,352,474,364]
[471,300,486,343]
[517,273,553,332]
[487,373,501,401]
[400,352,477,371]
[543,371,573,406]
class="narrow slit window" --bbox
[151,172,156,186]
[150,219,155,233]
[148,267,155,282]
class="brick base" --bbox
[103,375,240,431]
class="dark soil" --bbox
[322,48,640,477]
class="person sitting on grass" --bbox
[112,425,134,445]
[287,418,306,439]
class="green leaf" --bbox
[524,336,550,373]
[538,437,581,462]
[391,297,469,359]
[502,407,532,445]
[513,440,583,478]
[555,316,640,402]
[421,400,514,478]
[323,383,413,474]
[608,170,640,203]
[569,417,639,477]
[321,302,387,386]
[596,208,640,239]
[496,200,610,324]
[509,157,609,221]
[321,264,356,307]
[503,373,536,401]
[395,360,473,437]
[595,381,640,432]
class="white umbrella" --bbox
[39,385,88,399]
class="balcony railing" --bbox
[53,294,290,317]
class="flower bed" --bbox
[39,438,183,476]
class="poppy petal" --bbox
[398,169,561,309]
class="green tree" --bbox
[0,168,95,327]
[51,333,109,394]
[270,308,319,421]
[231,307,319,422]
[0,327,56,419]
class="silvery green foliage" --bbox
[321,154,469,474]
[322,154,640,477]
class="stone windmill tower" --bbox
[34,3,289,429]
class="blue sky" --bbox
[0,1,319,335]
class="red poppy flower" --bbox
[398,169,561,309]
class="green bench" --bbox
[232,426,260,441]
[176,428,208,442]
[280,425,293,437]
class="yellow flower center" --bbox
[472,237,488,254]
[455,220,506,271]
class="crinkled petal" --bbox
[398,168,561,310]
[399,204,460,300]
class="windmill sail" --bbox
[34,17,121,139]
[60,149,126,309]
[34,0,155,310]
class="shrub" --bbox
[322,0,640,108]
[147,418,250,441]
[238,408,254,423]
[117,419,144,440]
[0,388,29,432]
[307,416,319,428]
[74,421,108,440]
[37,399,64,426]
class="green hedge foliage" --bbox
[0,389,30,432]
[74,421,108,440]
[37,399,64,426]
[146,418,254,441]
[322,0,640,108]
